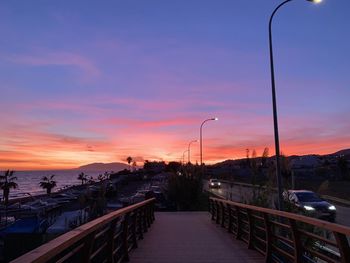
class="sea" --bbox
[0,170,110,200]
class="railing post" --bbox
[146,204,151,228]
[107,218,118,263]
[122,213,130,262]
[132,212,138,249]
[333,232,350,263]
[288,218,302,263]
[215,201,220,224]
[263,213,272,263]
[221,202,225,228]
[212,199,217,221]
[81,232,95,263]
[142,206,148,233]
[150,201,155,222]
[210,199,215,220]
[147,205,151,229]
[246,209,254,249]
[235,206,241,240]
[227,204,233,233]
[137,208,144,240]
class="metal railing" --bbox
[11,198,155,263]
[209,197,350,263]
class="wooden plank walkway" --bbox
[130,212,264,263]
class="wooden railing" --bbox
[210,197,350,263]
[11,198,155,263]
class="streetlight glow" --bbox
[309,0,322,3]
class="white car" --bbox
[208,179,221,189]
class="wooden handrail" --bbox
[11,198,156,263]
[211,197,350,235]
[210,197,350,263]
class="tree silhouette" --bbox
[39,175,57,195]
[337,157,349,180]
[78,172,88,185]
[132,161,137,171]
[261,147,269,167]
[0,170,18,205]
[246,148,251,167]
[250,149,258,184]
[88,176,95,184]
[98,174,104,182]
[127,156,133,170]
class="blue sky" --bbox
[0,0,349,169]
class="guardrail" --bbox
[210,197,350,263]
[11,198,155,263]
[217,180,350,207]
[321,195,350,207]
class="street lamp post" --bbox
[182,150,189,165]
[200,117,218,166]
[188,140,198,164]
[269,0,322,210]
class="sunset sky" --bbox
[0,0,349,170]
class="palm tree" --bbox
[127,156,133,170]
[132,161,137,171]
[88,176,95,184]
[98,174,104,182]
[39,175,57,195]
[0,170,18,206]
[78,172,88,185]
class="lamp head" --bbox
[213,117,218,121]
[307,0,322,4]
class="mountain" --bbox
[212,148,350,167]
[330,149,350,157]
[74,162,129,172]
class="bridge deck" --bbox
[130,212,264,263]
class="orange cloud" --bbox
[0,94,349,170]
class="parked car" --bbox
[283,190,336,222]
[208,179,221,189]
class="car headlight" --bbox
[328,205,336,211]
[218,182,221,185]
[304,205,315,211]
[211,183,214,186]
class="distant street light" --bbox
[200,117,218,166]
[182,150,189,165]
[268,0,323,211]
[188,140,198,164]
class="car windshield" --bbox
[295,192,322,202]
[211,179,218,182]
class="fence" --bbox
[11,198,155,263]
[210,197,350,263]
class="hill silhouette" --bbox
[74,162,129,172]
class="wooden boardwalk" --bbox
[130,212,264,263]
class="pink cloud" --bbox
[7,51,100,79]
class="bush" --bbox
[166,165,207,211]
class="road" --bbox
[205,180,350,227]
